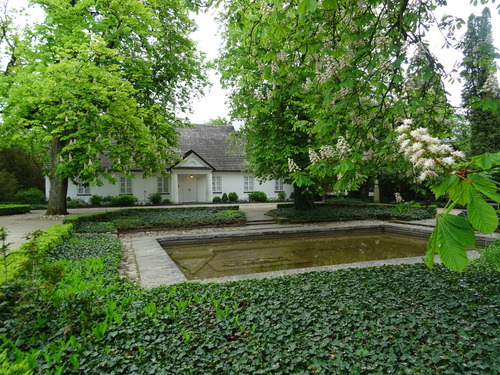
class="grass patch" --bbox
[63,206,245,233]
[0,227,498,374]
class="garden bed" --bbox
[62,206,245,233]
[0,226,498,374]
[270,202,436,223]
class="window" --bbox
[212,176,222,193]
[157,176,170,194]
[275,178,285,192]
[120,177,133,194]
[77,179,90,195]
[244,176,254,192]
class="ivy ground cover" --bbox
[1,233,498,374]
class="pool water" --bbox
[162,231,428,280]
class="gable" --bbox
[174,151,213,170]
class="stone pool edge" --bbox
[130,221,492,289]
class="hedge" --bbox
[0,224,73,285]
[63,206,243,232]
[0,205,31,216]
[270,203,436,222]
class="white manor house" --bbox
[59,124,293,204]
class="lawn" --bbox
[1,228,498,374]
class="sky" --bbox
[9,0,500,125]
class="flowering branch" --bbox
[396,118,500,271]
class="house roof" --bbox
[177,124,245,172]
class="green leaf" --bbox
[423,69,434,82]
[425,230,438,269]
[472,152,500,170]
[297,0,308,14]
[467,186,498,234]
[448,179,469,206]
[429,214,474,271]
[306,0,318,12]
[433,174,458,199]
[322,0,338,10]
[469,174,500,202]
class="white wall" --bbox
[213,172,293,201]
[62,171,293,204]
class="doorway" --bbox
[183,175,197,203]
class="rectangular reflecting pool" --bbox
[161,230,428,280]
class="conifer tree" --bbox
[460,7,500,156]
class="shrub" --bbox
[90,194,103,206]
[278,191,286,201]
[221,193,229,202]
[66,198,87,208]
[213,196,222,203]
[0,170,18,202]
[148,193,162,204]
[14,188,46,205]
[248,191,267,202]
[101,195,114,206]
[0,205,31,216]
[228,192,238,202]
[470,240,500,271]
[0,351,32,375]
[1,224,73,284]
[110,194,138,206]
[76,221,116,233]
[162,198,172,205]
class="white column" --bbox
[171,172,179,203]
[206,172,213,202]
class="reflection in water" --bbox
[162,232,427,280]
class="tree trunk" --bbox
[46,137,69,215]
[293,185,315,210]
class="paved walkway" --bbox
[0,203,278,250]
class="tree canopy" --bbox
[0,0,207,214]
[217,0,458,206]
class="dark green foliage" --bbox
[63,206,245,232]
[89,195,103,206]
[13,188,46,205]
[0,170,18,202]
[162,198,172,205]
[0,205,30,216]
[148,193,162,204]
[248,191,267,202]
[66,198,87,208]
[228,192,238,202]
[460,7,500,156]
[277,191,286,201]
[2,237,498,375]
[213,196,222,203]
[270,203,436,222]
[221,193,229,202]
[470,239,500,271]
[0,148,44,192]
[110,194,138,207]
[75,222,116,234]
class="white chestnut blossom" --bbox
[319,145,335,159]
[308,149,321,164]
[288,158,301,172]
[396,119,465,181]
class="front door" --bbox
[183,175,197,202]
